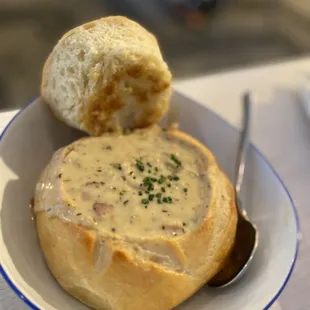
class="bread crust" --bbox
[34,127,237,310]
[41,16,172,136]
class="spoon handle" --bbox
[234,92,251,210]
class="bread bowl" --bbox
[41,16,172,136]
[34,125,237,310]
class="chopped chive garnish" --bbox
[136,158,144,172]
[138,191,143,196]
[161,187,166,193]
[170,154,182,167]
[142,199,149,205]
[183,188,188,193]
[171,175,179,181]
[149,194,154,201]
[156,193,162,198]
[158,175,165,184]
[163,196,172,203]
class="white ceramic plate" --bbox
[0,92,299,310]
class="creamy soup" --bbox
[37,129,210,238]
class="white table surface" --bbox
[2,57,310,309]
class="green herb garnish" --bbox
[163,196,172,203]
[136,158,144,172]
[143,177,154,191]
[170,154,182,167]
[171,175,179,181]
[158,175,165,184]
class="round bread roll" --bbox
[41,16,172,136]
[34,126,237,310]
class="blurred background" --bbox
[0,0,309,110]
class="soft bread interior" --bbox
[41,16,172,136]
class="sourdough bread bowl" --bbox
[34,125,237,310]
[36,15,237,309]
[41,16,172,136]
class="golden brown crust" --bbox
[35,127,237,310]
[168,129,237,280]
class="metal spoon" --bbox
[208,92,259,288]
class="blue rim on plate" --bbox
[0,97,301,310]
